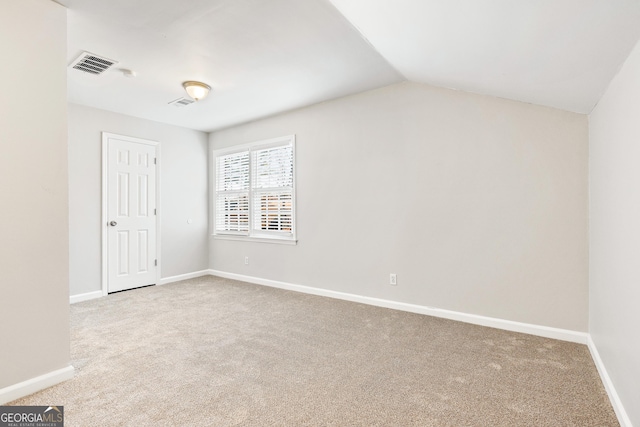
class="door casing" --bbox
[101,132,161,295]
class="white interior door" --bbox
[105,133,158,293]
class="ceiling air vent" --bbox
[168,97,195,108]
[70,52,118,75]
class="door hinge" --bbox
[155,259,157,266]
[154,208,157,215]
[154,158,157,165]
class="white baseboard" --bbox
[587,336,632,427]
[70,270,212,303]
[208,270,588,344]
[69,290,103,304]
[159,270,212,286]
[0,366,74,405]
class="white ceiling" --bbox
[59,0,640,132]
[329,0,640,114]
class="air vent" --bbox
[168,97,195,108]
[70,51,118,75]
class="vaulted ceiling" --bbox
[58,0,640,132]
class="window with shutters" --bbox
[213,135,295,243]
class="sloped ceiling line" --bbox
[60,0,640,131]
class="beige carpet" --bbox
[10,276,617,426]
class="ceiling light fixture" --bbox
[182,81,211,101]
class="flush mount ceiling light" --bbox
[182,81,211,101]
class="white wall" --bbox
[210,82,589,332]
[0,0,70,388]
[589,38,640,425]
[68,104,209,297]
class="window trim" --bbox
[212,135,296,243]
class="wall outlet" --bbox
[244,256,249,265]
[390,273,397,286]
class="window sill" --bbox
[212,234,298,245]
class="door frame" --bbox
[101,132,161,296]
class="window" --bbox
[214,135,295,242]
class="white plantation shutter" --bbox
[215,151,250,233]
[213,135,295,241]
[252,145,293,236]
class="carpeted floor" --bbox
[10,276,617,426]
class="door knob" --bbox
[109,221,117,226]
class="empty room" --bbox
[1,0,639,425]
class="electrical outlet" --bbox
[390,273,397,286]
[245,256,249,265]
